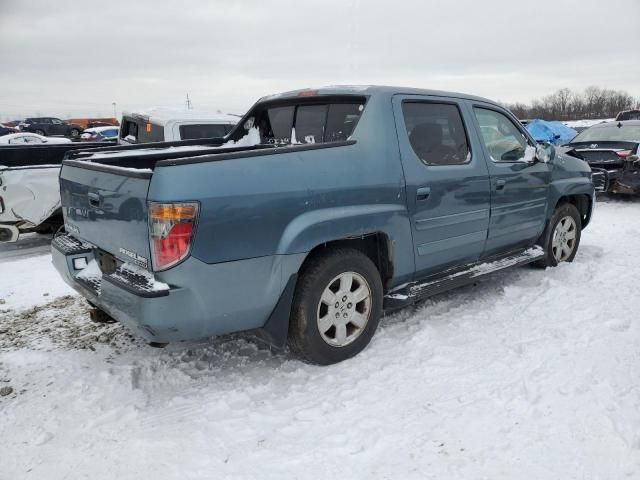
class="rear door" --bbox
[60,163,153,269]
[393,95,491,277]
[37,118,52,135]
[468,103,551,256]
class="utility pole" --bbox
[185,93,193,110]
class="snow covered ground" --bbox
[1,199,639,479]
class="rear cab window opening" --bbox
[232,95,367,146]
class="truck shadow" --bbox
[0,232,53,263]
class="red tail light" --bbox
[149,202,199,271]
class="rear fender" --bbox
[276,204,414,285]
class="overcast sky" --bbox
[1,0,639,121]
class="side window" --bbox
[401,102,471,166]
[51,118,63,125]
[179,124,232,140]
[473,108,529,162]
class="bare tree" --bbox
[506,87,638,120]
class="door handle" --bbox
[87,192,101,208]
[416,186,431,201]
[495,180,506,191]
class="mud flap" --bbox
[257,273,298,348]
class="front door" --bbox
[50,118,66,136]
[393,95,492,278]
[468,104,551,256]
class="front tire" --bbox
[288,248,383,365]
[69,128,80,138]
[34,129,45,136]
[535,203,582,268]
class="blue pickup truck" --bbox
[52,86,595,365]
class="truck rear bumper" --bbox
[52,234,305,343]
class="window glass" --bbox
[294,105,327,144]
[402,102,470,165]
[474,108,529,162]
[254,99,365,146]
[571,123,640,142]
[119,118,164,143]
[179,123,233,140]
[51,118,63,125]
[137,122,164,143]
[266,106,295,144]
[325,103,362,142]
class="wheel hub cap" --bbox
[552,215,577,262]
[317,272,372,347]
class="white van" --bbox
[119,108,239,145]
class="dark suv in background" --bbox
[18,117,83,138]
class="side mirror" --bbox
[535,142,555,163]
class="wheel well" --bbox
[555,194,592,228]
[303,233,394,290]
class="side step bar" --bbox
[384,246,545,310]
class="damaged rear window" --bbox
[572,124,640,143]
[244,97,366,145]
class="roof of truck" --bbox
[122,108,240,127]
[259,85,500,106]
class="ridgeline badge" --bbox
[119,247,148,268]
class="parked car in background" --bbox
[18,117,83,138]
[65,117,119,129]
[615,109,640,121]
[53,86,595,365]
[0,124,18,136]
[565,120,640,195]
[0,132,72,145]
[0,140,110,242]
[81,126,119,142]
[118,108,239,144]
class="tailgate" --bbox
[60,161,153,269]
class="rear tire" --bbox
[535,203,582,268]
[69,128,80,138]
[288,248,383,365]
[34,129,45,136]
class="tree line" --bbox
[506,87,639,121]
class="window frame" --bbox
[471,104,536,164]
[230,95,368,145]
[401,99,473,167]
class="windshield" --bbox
[571,124,640,143]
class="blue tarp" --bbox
[526,120,577,145]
